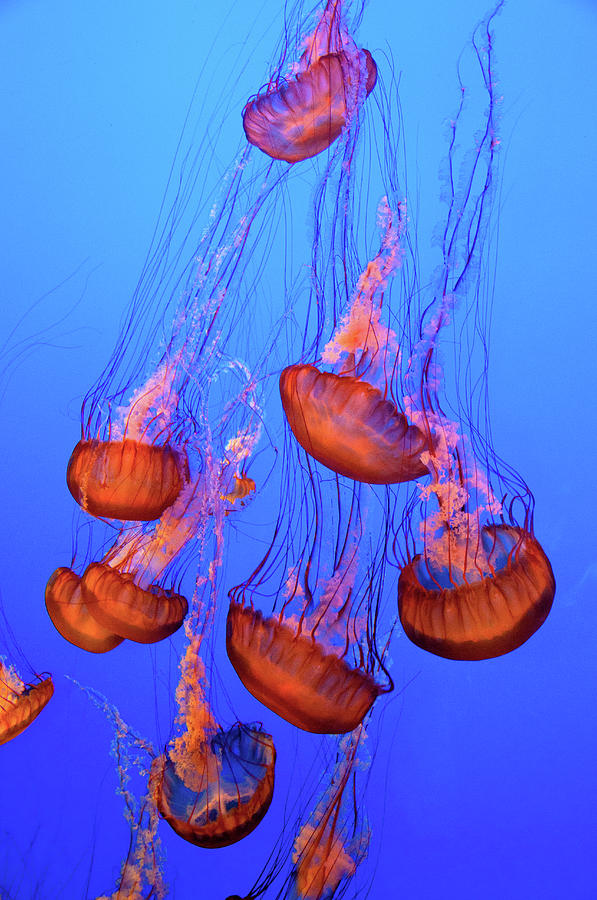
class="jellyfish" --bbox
[228,447,394,734]
[152,456,276,847]
[227,600,381,734]
[243,0,377,163]
[290,728,369,899]
[66,437,190,522]
[395,4,554,660]
[45,566,124,654]
[64,37,304,531]
[153,640,276,849]
[398,520,555,661]
[229,726,371,900]
[397,404,555,659]
[0,657,53,746]
[280,199,432,484]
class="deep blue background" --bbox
[1,1,596,898]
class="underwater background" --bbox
[1,0,596,898]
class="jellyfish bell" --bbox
[281,198,433,485]
[45,566,124,653]
[398,524,555,661]
[154,723,276,848]
[280,363,430,484]
[0,659,53,746]
[243,0,377,163]
[81,561,188,645]
[66,438,190,522]
[243,51,376,164]
[228,501,391,736]
[227,602,381,734]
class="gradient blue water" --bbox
[1,1,596,898]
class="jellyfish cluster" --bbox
[2,0,555,897]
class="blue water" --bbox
[1,1,596,898]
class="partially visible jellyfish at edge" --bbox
[0,655,53,746]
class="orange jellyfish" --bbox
[397,409,555,660]
[67,437,189,522]
[291,728,369,899]
[227,602,381,734]
[67,361,190,521]
[45,566,124,653]
[154,558,276,847]
[228,726,371,900]
[65,130,287,528]
[155,722,276,848]
[243,0,377,163]
[280,199,431,484]
[395,7,554,660]
[227,484,391,734]
[0,657,53,746]
[398,520,555,661]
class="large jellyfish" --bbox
[153,604,276,848]
[280,199,432,484]
[227,431,395,734]
[395,5,555,660]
